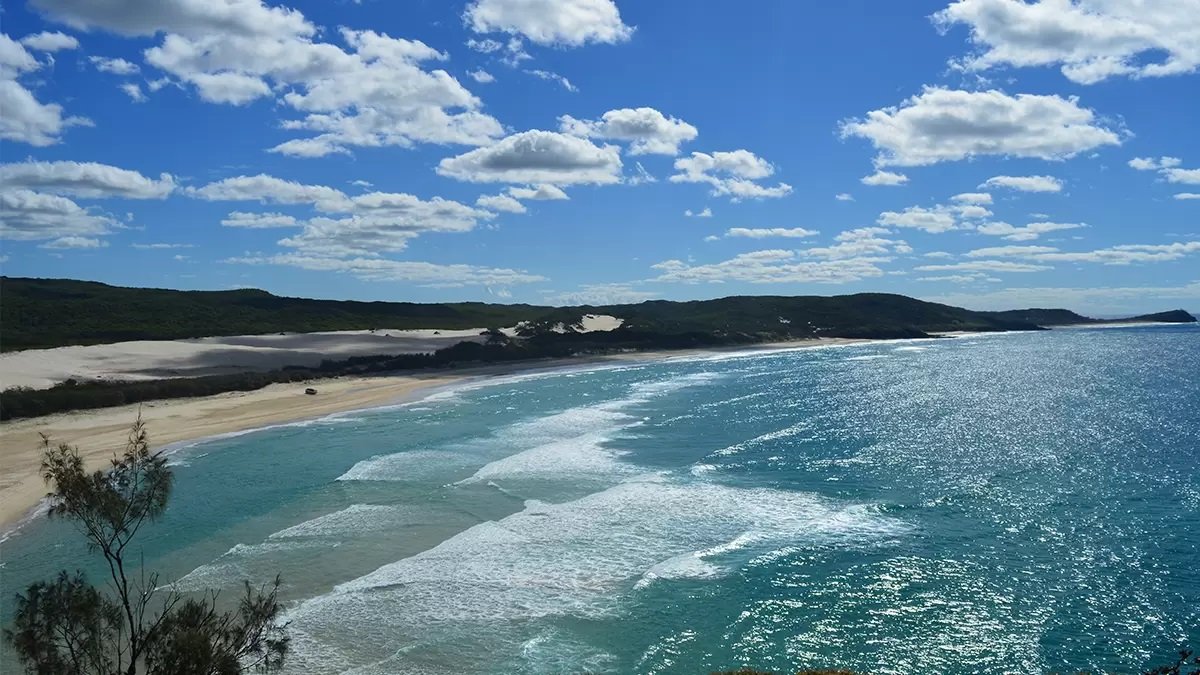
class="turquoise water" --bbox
[2,326,1198,673]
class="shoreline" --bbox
[0,338,866,530]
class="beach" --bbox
[0,337,864,529]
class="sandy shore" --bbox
[0,338,863,529]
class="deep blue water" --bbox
[2,325,1198,673]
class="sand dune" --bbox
[0,328,491,391]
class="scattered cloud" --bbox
[835,193,854,201]
[917,259,1050,273]
[437,130,623,185]
[1129,156,1182,171]
[89,55,139,75]
[464,0,633,46]
[468,68,495,83]
[965,245,1058,258]
[524,69,577,92]
[670,149,792,201]
[120,82,147,102]
[220,211,299,228]
[932,0,1200,84]
[724,227,819,239]
[39,235,108,249]
[560,107,697,156]
[1175,193,1200,201]
[229,253,545,287]
[956,240,1200,266]
[861,170,908,186]
[976,220,1084,241]
[542,282,657,306]
[841,87,1122,166]
[923,281,1200,314]
[19,31,79,52]
[684,207,712,218]
[476,193,527,213]
[0,189,116,243]
[0,160,175,199]
[980,174,1063,192]
[877,202,991,233]
[132,242,193,249]
[508,184,569,200]
[653,248,887,284]
[950,192,992,204]
[0,33,91,146]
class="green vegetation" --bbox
[3,419,288,674]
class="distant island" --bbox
[0,276,1194,420]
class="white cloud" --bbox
[0,34,91,147]
[120,82,147,102]
[652,248,888,284]
[40,235,108,249]
[132,242,193,249]
[916,273,999,284]
[835,193,854,201]
[976,220,1084,241]
[19,31,79,52]
[1162,167,1200,185]
[0,189,116,242]
[840,87,1121,166]
[542,282,656,306]
[89,55,139,75]
[951,192,992,204]
[464,0,633,46]
[876,202,991,234]
[476,193,527,213]
[725,227,819,239]
[932,0,1200,84]
[917,260,1050,273]
[189,174,348,207]
[965,245,1058,257]
[923,281,1200,314]
[220,211,298,228]
[28,2,505,156]
[437,130,623,185]
[861,170,908,186]
[508,184,569,200]
[524,69,577,92]
[980,174,1064,192]
[925,251,954,259]
[684,207,712,218]
[801,227,913,260]
[0,160,175,199]
[1129,156,1182,171]
[468,69,495,83]
[670,150,792,201]
[560,107,698,156]
[1175,193,1200,200]
[228,253,545,287]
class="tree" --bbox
[4,418,289,674]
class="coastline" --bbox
[0,337,865,530]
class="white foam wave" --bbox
[893,346,927,352]
[845,354,889,361]
[281,477,909,670]
[337,450,475,482]
[269,504,417,539]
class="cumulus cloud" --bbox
[801,227,913,260]
[476,193,527,213]
[190,174,347,207]
[0,34,91,146]
[541,282,657,306]
[560,107,698,156]
[976,220,1084,240]
[1175,193,1200,200]
[524,69,577,92]
[980,175,1064,192]
[965,245,1058,257]
[121,82,147,102]
[840,87,1121,166]
[220,211,298,228]
[468,69,495,83]
[1129,156,1200,186]
[861,170,908,186]
[40,235,108,249]
[0,160,175,199]
[652,248,887,285]
[89,55,139,75]
[917,260,1050,273]
[508,184,569,200]
[1162,168,1200,185]
[685,207,712,218]
[228,253,545,287]
[876,202,992,233]
[27,1,505,156]
[464,0,633,46]
[670,150,792,201]
[19,31,79,52]
[835,193,854,201]
[951,192,992,204]
[1129,156,1181,171]
[932,0,1200,84]
[923,281,1200,314]
[957,240,1200,266]
[437,130,623,185]
[725,227,819,239]
[0,189,116,242]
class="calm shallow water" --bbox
[3,325,1198,673]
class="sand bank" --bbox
[0,338,863,529]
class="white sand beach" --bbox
[0,335,863,530]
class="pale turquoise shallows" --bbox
[3,325,1198,674]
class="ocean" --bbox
[2,325,1198,674]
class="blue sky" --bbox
[1,0,1198,313]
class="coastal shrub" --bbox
[3,419,289,674]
